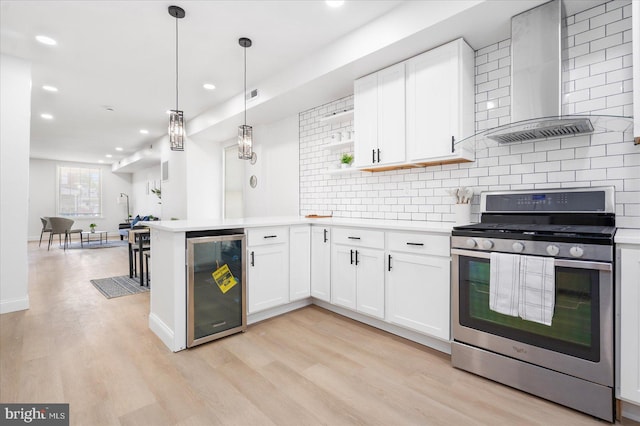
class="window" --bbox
[57,166,102,217]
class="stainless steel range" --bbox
[451,187,616,422]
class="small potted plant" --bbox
[340,153,354,169]
[89,223,97,233]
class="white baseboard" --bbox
[149,313,182,352]
[248,298,312,325]
[312,299,451,354]
[0,295,29,314]
[622,401,640,422]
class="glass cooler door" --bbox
[187,234,246,347]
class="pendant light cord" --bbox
[243,45,247,126]
[175,15,179,111]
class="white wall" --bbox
[131,164,161,218]
[1,55,31,313]
[186,137,224,220]
[28,158,132,239]
[160,135,188,220]
[244,115,299,217]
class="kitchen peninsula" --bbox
[145,217,453,352]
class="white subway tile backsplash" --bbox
[575,27,606,45]
[299,3,637,226]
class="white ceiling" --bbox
[0,0,607,169]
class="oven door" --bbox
[451,248,613,387]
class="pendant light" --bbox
[238,37,253,159]
[168,5,185,151]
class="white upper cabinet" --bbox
[354,62,406,169]
[406,38,475,163]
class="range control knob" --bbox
[512,242,525,253]
[466,239,477,248]
[546,245,560,256]
[481,239,494,250]
[570,246,584,258]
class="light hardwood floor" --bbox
[0,240,635,425]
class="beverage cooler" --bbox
[186,229,246,347]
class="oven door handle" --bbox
[450,248,612,271]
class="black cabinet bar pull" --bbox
[451,135,455,153]
[406,242,424,246]
[250,251,255,266]
[388,254,392,271]
[372,149,376,164]
[350,249,354,265]
[348,236,361,240]
[263,235,278,239]
[377,149,381,163]
[323,229,328,243]
[355,250,359,266]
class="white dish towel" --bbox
[489,252,521,317]
[518,255,555,326]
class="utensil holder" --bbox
[455,203,471,225]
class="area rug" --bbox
[90,275,149,299]
[65,240,128,250]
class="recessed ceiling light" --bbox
[140,129,149,134]
[203,83,216,90]
[326,0,345,8]
[35,35,57,46]
[42,85,58,92]
[106,154,113,158]
[40,113,53,120]
[115,147,123,151]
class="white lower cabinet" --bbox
[311,226,331,301]
[619,245,640,405]
[289,225,310,301]
[386,232,451,340]
[331,228,385,319]
[247,227,289,314]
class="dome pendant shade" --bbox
[238,37,253,160]
[168,5,185,151]
[169,110,184,151]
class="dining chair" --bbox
[47,217,82,250]
[39,217,52,247]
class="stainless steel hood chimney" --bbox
[487,0,597,143]
[451,0,633,152]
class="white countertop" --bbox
[616,228,640,245]
[143,216,454,234]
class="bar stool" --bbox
[144,252,151,287]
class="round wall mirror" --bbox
[249,175,258,188]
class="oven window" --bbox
[459,257,600,361]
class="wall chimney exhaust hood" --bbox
[456,0,632,150]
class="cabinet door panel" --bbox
[387,251,450,339]
[354,73,378,168]
[356,248,385,319]
[406,43,456,161]
[290,226,310,301]
[619,246,640,404]
[248,244,289,314]
[377,62,405,166]
[311,227,331,301]
[331,244,357,309]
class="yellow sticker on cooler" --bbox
[212,264,238,294]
